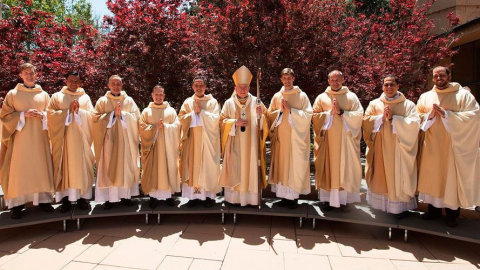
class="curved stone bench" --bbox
[1,196,480,245]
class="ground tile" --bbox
[0,251,19,267]
[295,219,335,238]
[330,221,375,239]
[0,227,28,243]
[156,256,192,270]
[1,241,89,270]
[296,234,342,256]
[189,259,222,270]
[100,236,173,269]
[94,265,143,270]
[336,237,437,262]
[328,256,396,270]
[416,234,480,265]
[222,248,283,270]
[271,217,296,240]
[74,236,126,264]
[168,232,230,261]
[390,260,430,270]
[269,239,297,255]
[423,262,480,270]
[0,228,58,253]
[184,223,234,236]
[284,253,331,270]
[80,217,152,238]
[41,231,103,247]
[61,261,97,270]
[228,226,270,251]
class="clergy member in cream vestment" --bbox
[363,75,420,218]
[48,72,94,213]
[139,85,181,209]
[179,77,221,208]
[219,66,268,206]
[312,70,363,211]
[267,68,312,209]
[0,63,54,219]
[93,75,141,210]
[417,66,480,227]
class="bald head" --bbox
[328,70,344,79]
[327,70,345,91]
[108,75,123,95]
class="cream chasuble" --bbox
[48,87,94,202]
[267,86,312,199]
[139,102,180,199]
[312,86,363,207]
[363,93,420,214]
[417,83,480,209]
[0,84,53,207]
[179,94,221,200]
[219,93,268,206]
[93,91,140,202]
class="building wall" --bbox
[423,0,480,35]
[420,0,480,99]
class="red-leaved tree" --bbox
[190,0,458,106]
[97,0,198,109]
[0,1,102,99]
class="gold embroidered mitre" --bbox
[232,65,253,86]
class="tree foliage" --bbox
[1,0,94,26]
[0,0,101,98]
[0,0,459,108]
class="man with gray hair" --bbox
[312,70,363,212]
[92,75,141,210]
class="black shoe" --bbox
[321,202,334,212]
[121,198,134,207]
[340,204,351,213]
[10,205,24,219]
[204,198,214,208]
[277,199,289,207]
[166,198,175,207]
[394,212,406,220]
[149,197,158,209]
[77,198,90,210]
[59,199,72,213]
[422,211,441,220]
[186,199,197,207]
[446,217,458,227]
[103,201,113,210]
[39,203,55,213]
[287,199,298,210]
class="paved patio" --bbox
[0,212,479,270]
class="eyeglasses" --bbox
[383,83,397,87]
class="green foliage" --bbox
[1,0,94,26]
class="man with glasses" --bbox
[312,70,363,212]
[417,66,480,227]
[363,75,420,219]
